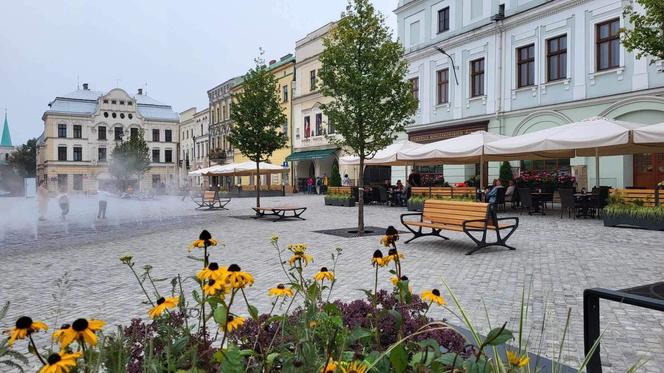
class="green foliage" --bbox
[319,0,418,231]
[622,0,664,64]
[499,161,513,185]
[0,302,29,372]
[109,130,150,188]
[7,138,37,177]
[330,161,342,187]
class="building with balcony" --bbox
[179,107,209,187]
[208,77,242,167]
[36,84,180,193]
[396,0,664,188]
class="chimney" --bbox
[82,83,89,90]
[269,59,277,65]
[137,88,143,95]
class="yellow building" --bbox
[232,54,295,190]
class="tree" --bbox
[109,131,150,190]
[7,138,37,177]
[499,161,513,185]
[319,0,418,233]
[330,161,342,187]
[228,54,288,208]
[622,0,664,64]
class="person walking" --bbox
[37,180,49,221]
[306,176,314,194]
[57,189,69,221]
[342,174,351,186]
[97,188,108,219]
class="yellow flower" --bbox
[148,296,179,319]
[197,262,227,281]
[309,320,318,328]
[507,351,529,367]
[321,359,338,373]
[287,243,313,266]
[224,264,254,289]
[119,255,133,265]
[371,249,387,267]
[384,248,404,264]
[225,315,245,332]
[340,361,369,373]
[313,267,335,282]
[190,238,219,249]
[40,351,81,373]
[271,234,279,242]
[4,316,48,346]
[268,284,294,297]
[380,234,398,247]
[58,318,105,347]
[203,279,230,297]
[51,324,71,344]
[391,275,409,287]
[421,289,446,305]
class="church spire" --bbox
[1,110,12,147]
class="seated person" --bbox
[504,180,516,202]
[484,179,504,204]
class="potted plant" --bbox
[407,195,425,211]
[603,192,664,230]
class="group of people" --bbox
[483,179,516,204]
[37,180,108,221]
[305,174,330,194]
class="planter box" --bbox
[324,197,334,206]
[603,213,664,231]
[407,199,423,212]
[340,198,354,207]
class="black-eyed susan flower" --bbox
[390,275,409,286]
[190,229,219,250]
[197,262,227,281]
[507,351,529,367]
[224,264,254,289]
[119,255,133,265]
[320,359,338,373]
[203,279,230,297]
[371,249,387,267]
[40,351,81,373]
[268,284,294,297]
[340,361,368,373]
[148,296,179,319]
[59,318,105,347]
[4,316,48,346]
[421,289,446,305]
[271,234,279,243]
[313,267,335,282]
[287,243,313,266]
[225,315,245,332]
[51,324,71,345]
[384,248,405,264]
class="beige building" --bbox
[178,107,209,187]
[37,84,180,193]
[208,77,242,166]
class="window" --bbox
[152,149,160,163]
[547,35,567,81]
[328,118,335,134]
[437,7,450,33]
[111,100,117,104]
[73,147,82,161]
[516,44,535,88]
[119,100,125,105]
[58,124,67,138]
[282,121,288,137]
[436,69,449,104]
[58,146,67,161]
[165,130,172,142]
[120,113,125,119]
[73,175,83,191]
[112,113,117,118]
[114,127,123,140]
[98,147,107,162]
[222,106,227,121]
[127,101,132,106]
[470,58,485,97]
[98,126,106,140]
[409,77,419,103]
[282,85,289,102]
[152,129,160,142]
[520,159,570,173]
[152,174,161,188]
[57,174,67,189]
[73,125,82,139]
[315,113,323,136]
[165,149,173,163]
[103,99,108,104]
[310,70,316,91]
[129,128,138,139]
[128,114,133,119]
[304,116,311,138]
[104,112,109,118]
[596,18,620,71]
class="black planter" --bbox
[603,213,664,230]
[324,197,333,206]
[407,199,423,212]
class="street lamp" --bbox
[435,47,460,86]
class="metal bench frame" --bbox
[192,191,231,210]
[252,207,307,221]
[400,202,519,255]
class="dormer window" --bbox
[111,100,117,104]
[103,99,109,104]
[120,100,125,105]
[127,101,132,106]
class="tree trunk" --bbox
[256,161,261,209]
[358,156,365,235]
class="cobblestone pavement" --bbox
[1,194,663,372]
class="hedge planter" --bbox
[407,199,423,212]
[324,197,334,206]
[324,197,354,207]
[603,213,664,231]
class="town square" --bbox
[1,0,664,372]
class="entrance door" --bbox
[633,153,664,188]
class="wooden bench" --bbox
[610,188,663,207]
[192,191,231,210]
[400,199,519,255]
[328,186,352,195]
[410,186,477,199]
[252,205,307,221]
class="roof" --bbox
[45,88,179,122]
[1,112,12,147]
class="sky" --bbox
[0,0,398,145]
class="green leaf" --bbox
[187,255,204,262]
[387,309,402,330]
[323,302,340,315]
[348,327,373,343]
[247,304,259,320]
[389,345,408,373]
[218,345,244,373]
[484,325,513,346]
[213,304,228,324]
[463,358,492,373]
[267,352,280,365]
[191,289,201,304]
[436,353,464,369]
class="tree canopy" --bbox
[622,0,664,64]
[109,131,151,189]
[7,138,37,177]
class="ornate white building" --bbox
[178,107,209,187]
[396,0,664,188]
[37,84,180,193]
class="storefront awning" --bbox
[286,148,337,162]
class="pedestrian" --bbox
[322,173,329,194]
[306,176,314,194]
[342,174,351,186]
[97,188,108,219]
[57,189,69,221]
[37,180,49,221]
[316,176,322,194]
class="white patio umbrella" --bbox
[633,122,664,145]
[338,140,420,166]
[188,164,228,176]
[201,161,288,176]
[484,117,645,187]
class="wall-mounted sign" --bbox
[408,121,488,144]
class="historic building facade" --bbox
[178,107,209,187]
[396,0,664,188]
[208,77,242,166]
[37,85,180,193]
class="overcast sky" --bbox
[0,0,398,145]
